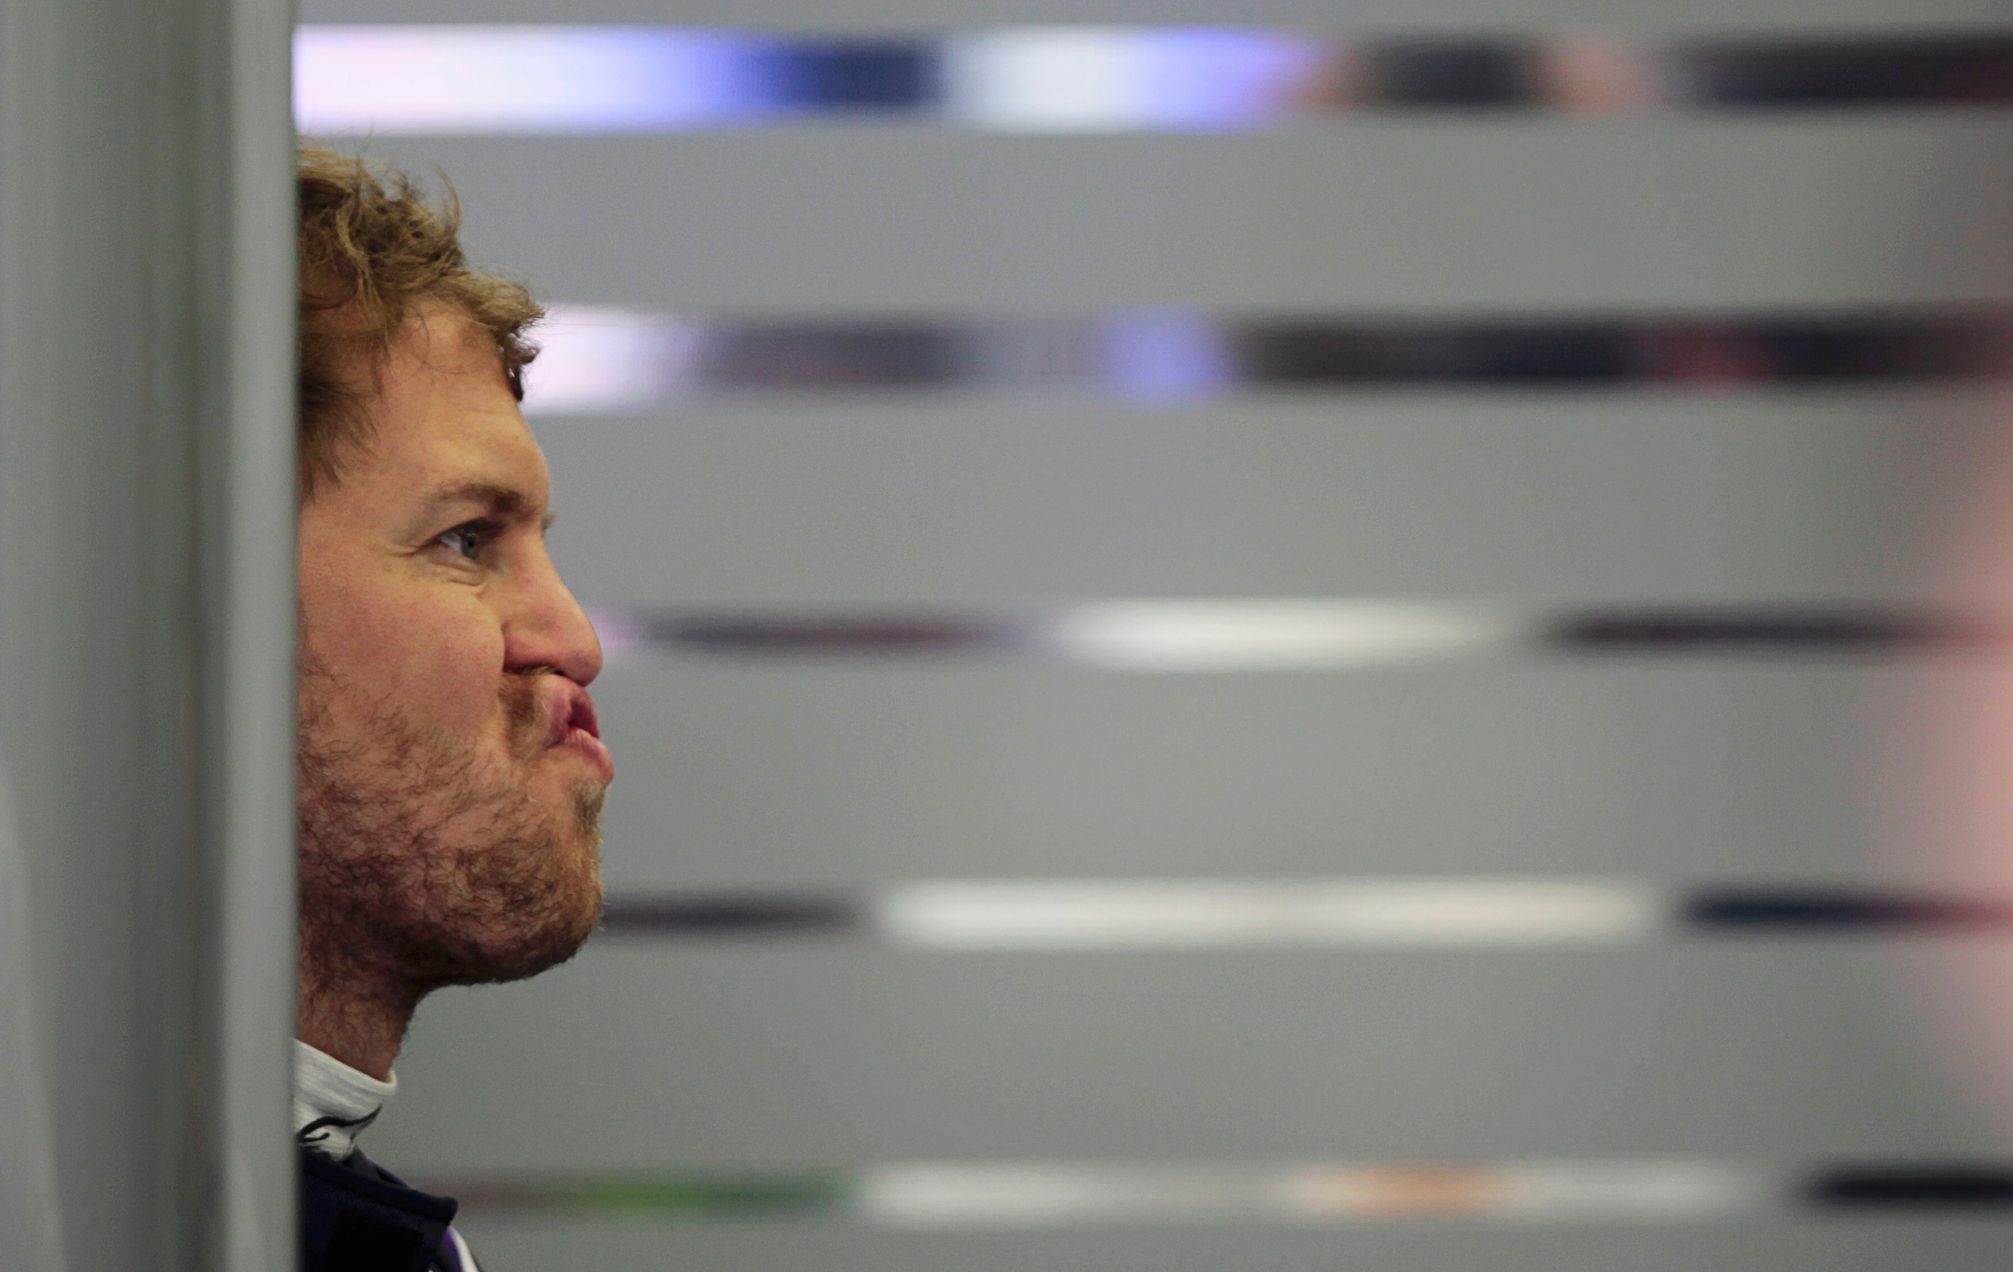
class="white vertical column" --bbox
[0,0,297,1269]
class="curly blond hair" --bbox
[296,144,544,495]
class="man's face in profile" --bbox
[295,304,611,992]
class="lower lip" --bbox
[554,727,615,783]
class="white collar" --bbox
[293,1039,396,1160]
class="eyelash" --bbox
[435,519,503,562]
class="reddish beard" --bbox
[296,654,606,999]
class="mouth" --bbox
[545,682,614,783]
[568,691,601,743]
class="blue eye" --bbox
[437,523,488,560]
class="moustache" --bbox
[502,667,558,758]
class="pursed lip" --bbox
[541,679,614,783]
[545,681,602,748]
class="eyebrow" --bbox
[414,481,556,531]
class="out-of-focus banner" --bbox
[296,27,2013,134]
[516,305,2013,412]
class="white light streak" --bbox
[942,28,1323,131]
[526,305,702,414]
[580,607,655,664]
[1044,601,1526,671]
[876,880,1668,949]
[942,29,1143,131]
[859,1160,1766,1226]
[296,26,1328,135]
[296,27,767,134]
[862,1164,1255,1225]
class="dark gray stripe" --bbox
[660,615,1020,655]
[1806,1166,2013,1208]
[1684,889,2013,931]
[600,895,865,937]
[1669,37,2013,110]
[1544,610,1996,654]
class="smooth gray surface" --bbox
[374,940,1981,1169]
[539,394,1979,609]
[453,1220,2013,1272]
[0,763,65,1272]
[0,1,201,1261]
[358,123,2013,314]
[586,660,1908,888]
[191,0,302,1265]
[478,1219,2013,1272]
[0,0,297,1266]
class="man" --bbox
[292,145,613,1272]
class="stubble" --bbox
[296,654,606,1002]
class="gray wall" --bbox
[0,0,297,1267]
[300,3,2013,1269]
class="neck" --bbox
[295,941,420,1081]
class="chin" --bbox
[428,793,607,989]
[443,878,602,987]
[509,823,607,977]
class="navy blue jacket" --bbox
[299,1146,466,1272]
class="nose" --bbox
[502,544,603,687]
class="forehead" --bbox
[328,310,550,514]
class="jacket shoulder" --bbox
[299,1147,461,1272]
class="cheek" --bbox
[302,576,506,735]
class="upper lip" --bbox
[546,681,600,747]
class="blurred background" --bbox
[17,0,2013,1269]
[292,2,2013,1270]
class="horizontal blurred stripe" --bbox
[440,1160,2013,1220]
[596,883,2013,945]
[524,305,2013,409]
[588,603,2004,669]
[297,28,2013,133]
[1684,889,2013,929]
[876,880,1667,947]
[453,1172,846,1217]
[597,894,863,937]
